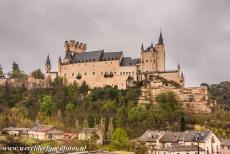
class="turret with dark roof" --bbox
[158,31,164,45]
[46,55,51,65]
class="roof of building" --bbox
[160,130,212,143]
[160,131,183,143]
[30,125,56,132]
[180,130,212,142]
[2,127,30,131]
[71,50,104,63]
[120,57,141,66]
[101,52,122,61]
[160,145,205,152]
[221,139,230,146]
[138,130,164,142]
[46,55,51,65]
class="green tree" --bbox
[80,81,89,99]
[106,117,114,140]
[156,91,182,129]
[110,128,129,150]
[31,69,44,79]
[40,95,55,117]
[10,62,27,79]
[128,106,145,122]
[75,118,81,130]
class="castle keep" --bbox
[45,32,184,89]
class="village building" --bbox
[1,127,30,136]
[220,139,230,154]
[78,128,103,144]
[157,145,205,154]
[138,130,221,154]
[28,125,64,141]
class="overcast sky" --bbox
[0,0,230,87]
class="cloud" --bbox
[0,0,229,86]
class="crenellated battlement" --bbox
[64,40,87,54]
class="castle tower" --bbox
[155,31,165,72]
[64,40,87,54]
[140,42,157,73]
[63,46,72,64]
[45,55,51,73]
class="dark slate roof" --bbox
[179,130,212,142]
[161,145,205,152]
[71,50,104,63]
[120,57,132,66]
[46,55,51,65]
[30,125,55,132]
[120,57,141,66]
[221,139,230,146]
[160,131,183,143]
[138,130,164,142]
[132,58,141,64]
[101,52,122,61]
[160,130,212,143]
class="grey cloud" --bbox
[0,0,230,86]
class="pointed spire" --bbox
[141,43,144,50]
[158,31,164,45]
[46,55,51,65]
[177,63,180,70]
[58,56,62,64]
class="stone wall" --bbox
[59,60,137,89]
[138,79,211,113]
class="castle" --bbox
[45,32,184,89]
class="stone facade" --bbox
[45,32,184,89]
[138,78,211,113]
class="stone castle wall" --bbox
[59,60,137,89]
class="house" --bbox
[220,139,230,154]
[1,127,30,136]
[138,130,165,149]
[28,125,64,141]
[78,128,103,144]
[138,130,221,154]
[157,145,205,154]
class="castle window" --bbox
[114,72,116,75]
[120,72,122,75]
[84,72,87,76]
[112,58,114,60]
[101,72,103,75]
[93,59,95,62]
[111,62,112,64]
[82,60,84,62]
[154,60,155,63]
[89,59,91,62]
[126,72,128,75]
[123,72,125,75]
[64,74,66,78]
[93,72,95,75]
[72,73,74,76]
[132,72,134,74]
[129,72,131,75]
[86,60,88,62]
[146,60,148,63]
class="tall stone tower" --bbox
[64,40,87,54]
[140,43,157,73]
[155,32,165,72]
[45,55,51,73]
